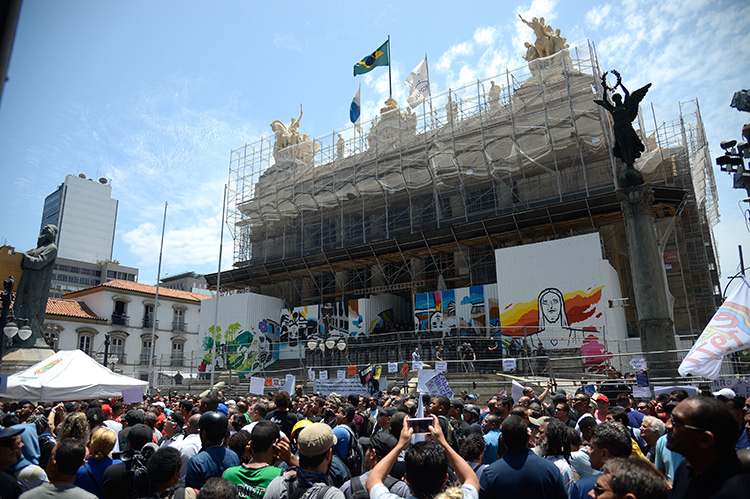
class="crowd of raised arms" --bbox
[0,381,749,499]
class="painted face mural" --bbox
[539,290,562,324]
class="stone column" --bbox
[617,183,678,377]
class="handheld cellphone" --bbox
[408,417,432,433]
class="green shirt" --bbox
[223,464,283,499]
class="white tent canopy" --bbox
[2,350,148,402]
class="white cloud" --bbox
[436,42,474,71]
[584,4,611,28]
[474,27,497,46]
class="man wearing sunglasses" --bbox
[667,396,749,499]
[570,422,631,499]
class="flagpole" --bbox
[388,35,392,98]
[426,53,435,129]
[147,201,167,395]
[210,183,228,392]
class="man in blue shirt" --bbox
[569,422,632,499]
[186,411,240,489]
[479,415,567,499]
[482,415,501,464]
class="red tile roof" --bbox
[63,279,211,302]
[46,298,108,322]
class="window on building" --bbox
[127,274,136,282]
[69,276,79,283]
[78,334,93,355]
[112,300,128,326]
[143,304,155,329]
[70,267,81,274]
[94,270,102,277]
[172,309,185,332]
[110,336,125,363]
[117,272,127,280]
[141,340,153,365]
[171,341,184,366]
[57,264,70,272]
[107,270,117,279]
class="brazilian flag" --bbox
[354,40,389,76]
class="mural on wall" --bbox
[199,293,409,374]
[414,285,499,336]
[495,233,627,373]
[203,320,278,377]
[500,286,605,343]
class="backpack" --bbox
[447,417,466,453]
[356,410,375,438]
[334,424,364,478]
[279,475,332,499]
[122,449,154,498]
[437,415,455,449]
[349,475,400,499]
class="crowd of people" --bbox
[0,381,749,499]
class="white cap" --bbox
[712,388,736,398]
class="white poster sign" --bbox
[435,361,447,372]
[319,370,328,380]
[388,362,398,373]
[413,361,423,371]
[503,359,517,371]
[337,370,346,380]
[417,369,436,392]
[249,376,265,395]
[424,372,453,398]
[122,386,144,405]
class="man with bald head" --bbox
[668,396,750,498]
[176,413,202,487]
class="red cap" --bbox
[102,404,112,415]
[594,394,609,403]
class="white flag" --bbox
[678,277,750,379]
[405,57,430,109]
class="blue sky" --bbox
[0,0,748,292]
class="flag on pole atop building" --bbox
[353,40,389,76]
[678,277,750,379]
[405,57,430,108]
[350,87,361,131]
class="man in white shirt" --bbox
[366,414,479,499]
[175,413,202,487]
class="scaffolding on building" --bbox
[218,41,721,338]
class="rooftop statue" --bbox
[593,70,652,186]
[519,15,568,61]
[270,105,320,164]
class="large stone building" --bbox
[206,43,721,371]
[45,280,208,381]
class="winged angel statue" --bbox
[594,70,651,171]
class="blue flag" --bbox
[350,87,360,125]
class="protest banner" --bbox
[679,278,750,379]
[122,386,143,405]
[417,370,436,393]
[313,377,387,396]
[424,372,453,398]
[337,370,346,380]
[502,359,517,371]
[388,362,398,373]
[435,361,447,372]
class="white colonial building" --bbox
[44,280,209,381]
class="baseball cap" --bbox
[528,415,549,427]
[127,424,154,450]
[359,431,398,458]
[594,393,610,403]
[0,425,23,440]
[379,407,396,417]
[217,403,229,415]
[169,412,185,427]
[449,398,465,409]
[298,423,337,457]
[101,404,112,416]
[713,388,736,398]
